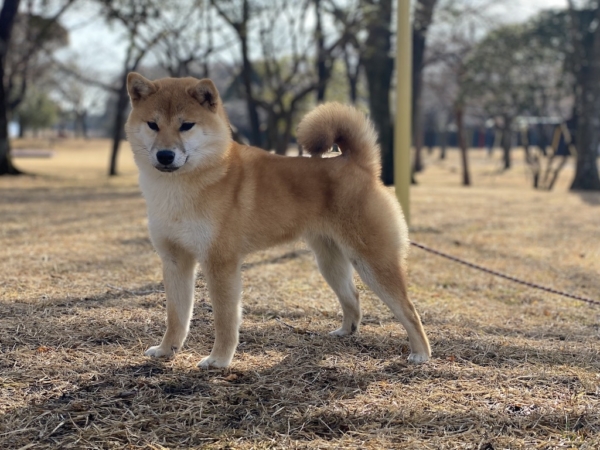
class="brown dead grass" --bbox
[0,139,599,449]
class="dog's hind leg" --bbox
[351,252,431,364]
[146,245,196,358]
[307,235,361,336]
[197,257,242,369]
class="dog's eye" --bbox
[179,122,195,132]
[147,122,159,131]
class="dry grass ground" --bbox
[1,139,599,449]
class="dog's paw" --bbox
[329,327,355,337]
[329,322,358,337]
[197,355,231,369]
[145,345,177,358]
[407,352,430,364]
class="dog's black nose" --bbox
[156,150,175,166]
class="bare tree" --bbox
[6,3,70,120]
[462,20,568,174]
[326,0,362,104]
[214,0,349,154]
[361,0,394,184]
[0,0,21,175]
[423,68,454,160]
[1,0,76,175]
[330,0,438,185]
[454,85,471,186]
[420,0,500,185]
[97,0,177,176]
[211,0,263,147]
[255,0,351,154]
[526,121,575,190]
[567,0,600,190]
[52,65,104,138]
[314,0,335,102]
[411,0,438,175]
[154,0,232,78]
[341,41,361,104]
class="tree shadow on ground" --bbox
[0,185,142,205]
[2,341,598,448]
[1,291,599,448]
[574,190,600,206]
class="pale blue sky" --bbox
[55,0,569,78]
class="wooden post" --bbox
[395,0,412,224]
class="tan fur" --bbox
[125,73,431,369]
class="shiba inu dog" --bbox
[125,73,431,369]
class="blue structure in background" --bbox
[8,122,19,138]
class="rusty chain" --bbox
[411,241,600,307]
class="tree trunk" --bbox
[439,131,447,159]
[315,0,329,102]
[81,110,88,139]
[439,114,450,160]
[531,155,540,189]
[412,117,423,173]
[411,0,438,176]
[0,0,22,176]
[237,0,262,148]
[73,114,79,137]
[18,115,25,138]
[343,44,359,104]
[264,110,277,152]
[240,37,262,147]
[571,117,600,190]
[362,0,394,185]
[0,73,20,174]
[212,0,262,148]
[274,111,294,155]
[569,1,600,190]
[501,116,512,170]
[348,74,358,104]
[455,105,470,186]
[109,75,129,176]
[364,65,393,184]
[548,156,569,190]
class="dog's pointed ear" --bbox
[127,72,157,103]
[188,79,219,112]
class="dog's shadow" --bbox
[2,294,599,448]
[4,327,599,447]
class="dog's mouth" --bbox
[154,156,189,173]
[156,166,180,173]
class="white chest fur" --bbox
[139,172,213,260]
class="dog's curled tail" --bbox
[296,102,380,176]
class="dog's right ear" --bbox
[127,72,157,103]
[188,79,219,112]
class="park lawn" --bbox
[0,139,599,449]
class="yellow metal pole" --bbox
[394,0,412,224]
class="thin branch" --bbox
[49,55,118,92]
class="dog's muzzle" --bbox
[155,150,179,172]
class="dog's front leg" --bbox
[145,246,196,358]
[197,258,242,369]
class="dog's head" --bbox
[125,73,231,174]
